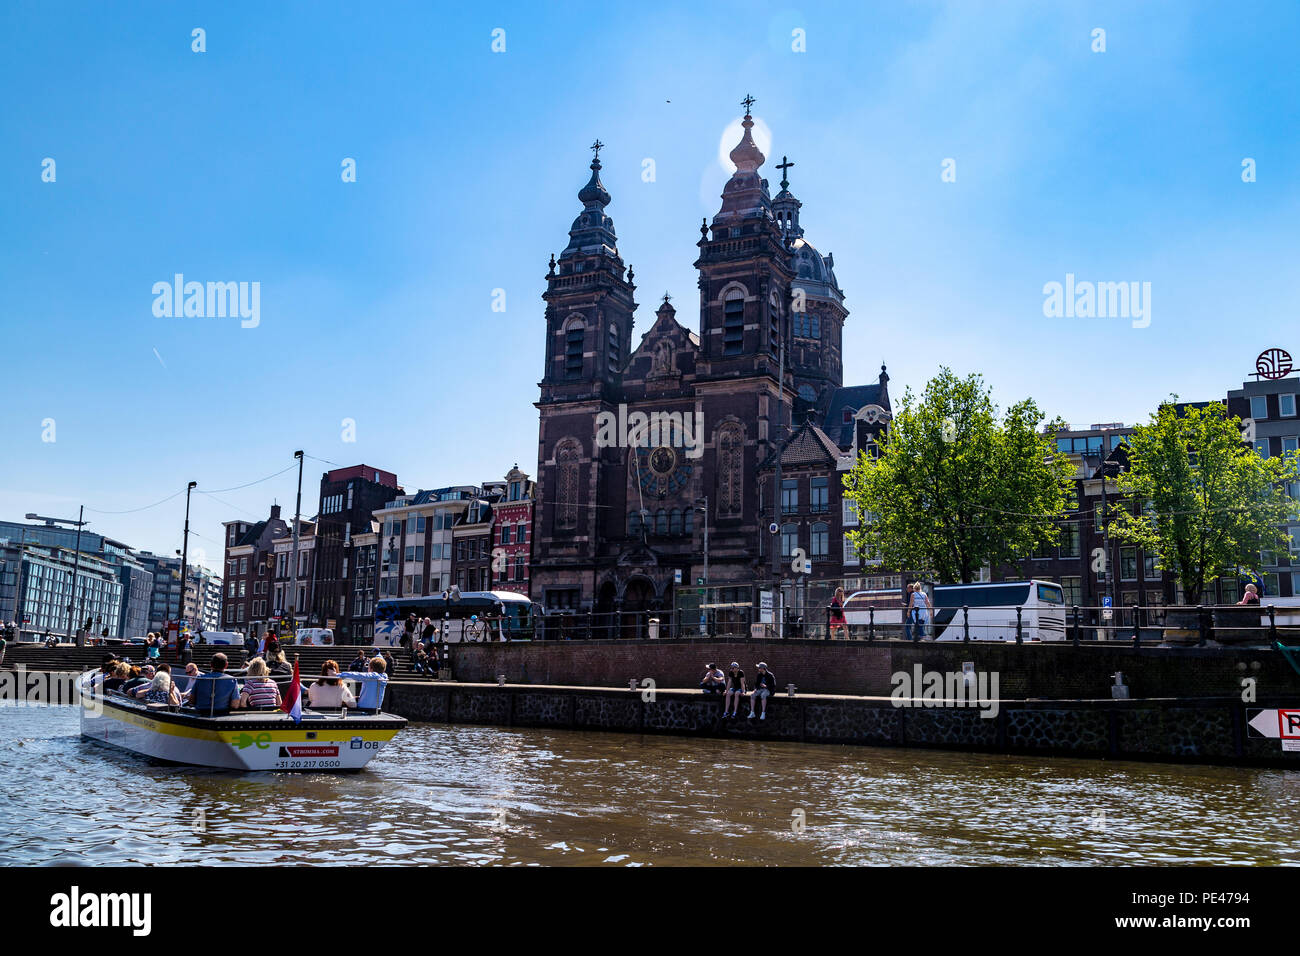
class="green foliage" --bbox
[843,368,1075,583]
[1110,400,1298,604]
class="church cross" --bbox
[776,155,794,191]
[662,291,672,305]
[741,94,756,117]
[590,139,604,162]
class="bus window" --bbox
[1037,583,1064,604]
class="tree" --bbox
[843,368,1075,583]
[1109,399,1298,605]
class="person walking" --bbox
[909,583,932,640]
[828,587,847,640]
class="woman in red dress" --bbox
[829,587,848,639]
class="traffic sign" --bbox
[1247,708,1300,751]
[673,569,682,584]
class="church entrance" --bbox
[621,578,654,641]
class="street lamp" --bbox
[695,496,709,636]
[179,481,197,640]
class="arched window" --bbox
[684,508,694,534]
[555,439,580,531]
[780,523,798,558]
[716,423,745,516]
[723,290,744,356]
[811,314,821,339]
[628,511,643,536]
[564,322,585,378]
[669,509,683,535]
[655,509,669,536]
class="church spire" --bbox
[559,140,619,261]
[772,154,802,238]
[712,95,772,226]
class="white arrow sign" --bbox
[1247,708,1300,739]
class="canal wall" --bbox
[447,639,1300,700]
[382,681,1300,769]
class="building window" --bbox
[565,325,584,378]
[810,522,829,558]
[1059,524,1081,559]
[1143,553,1161,580]
[1250,395,1268,421]
[670,509,683,535]
[723,296,744,355]
[810,477,828,513]
[1061,576,1082,607]
[1119,547,1137,581]
[780,523,798,558]
[1263,572,1280,596]
[239,557,247,575]
[843,536,859,566]
[655,509,669,536]
[608,323,619,371]
[715,423,745,517]
[555,439,581,531]
[781,478,799,515]
[628,511,644,536]
[842,499,859,526]
[1281,394,1297,418]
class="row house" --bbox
[272,519,316,629]
[451,488,499,593]
[376,486,480,600]
[349,521,380,642]
[310,464,401,642]
[221,505,290,635]
[493,466,535,595]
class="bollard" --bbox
[868,607,875,643]
[786,682,796,699]
[1268,605,1277,640]
[628,677,637,691]
[1015,606,1023,645]
[1197,606,1207,646]
[1071,605,1080,646]
[496,674,506,686]
[962,606,970,643]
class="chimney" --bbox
[270,504,281,520]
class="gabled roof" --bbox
[823,383,888,449]
[760,418,847,470]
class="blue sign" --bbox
[1102,596,1112,608]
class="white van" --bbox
[292,628,334,646]
[200,631,243,646]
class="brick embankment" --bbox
[382,680,1300,769]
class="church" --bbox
[530,99,892,632]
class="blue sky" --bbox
[1,0,1298,564]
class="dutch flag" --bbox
[281,657,302,724]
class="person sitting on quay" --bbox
[307,659,357,709]
[132,663,180,706]
[239,658,282,710]
[338,656,389,712]
[700,662,726,694]
[1237,583,1261,606]
[188,652,243,714]
[721,662,746,718]
[348,649,368,672]
[748,662,776,721]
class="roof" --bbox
[760,418,847,470]
[823,383,888,449]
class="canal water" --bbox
[3,705,1298,866]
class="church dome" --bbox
[792,236,832,284]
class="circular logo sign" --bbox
[1255,348,1293,380]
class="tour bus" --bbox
[374,590,539,646]
[843,579,1067,641]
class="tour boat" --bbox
[78,671,406,771]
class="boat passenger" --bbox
[121,665,152,696]
[188,652,243,714]
[175,662,202,700]
[267,649,293,680]
[339,656,388,711]
[307,660,357,709]
[134,665,181,706]
[239,658,283,711]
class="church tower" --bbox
[771,156,847,417]
[694,97,795,382]
[539,141,638,404]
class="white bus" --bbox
[843,579,1067,641]
[374,591,539,646]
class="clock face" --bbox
[636,445,692,499]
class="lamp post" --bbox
[695,496,709,636]
[289,450,304,635]
[179,481,197,641]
